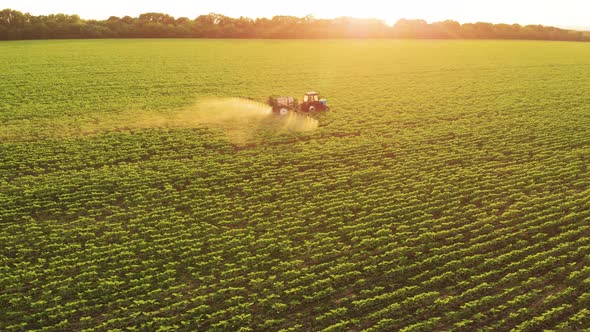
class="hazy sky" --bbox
[2,0,589,28]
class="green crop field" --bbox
[1,39,589,331]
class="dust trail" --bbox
[1,98,319,143]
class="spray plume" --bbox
[1,98,319,143]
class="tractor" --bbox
[268,91,330,115]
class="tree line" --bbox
[1,8,588,41]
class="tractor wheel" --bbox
[308,105,316,112]
[279,108,289,115]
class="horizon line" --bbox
[3,7,589,31]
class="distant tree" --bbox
[80,20,113,38]
[494,23,521,39]
[0,8,588,41]
[138,13,175,25]
[175,17,191,25]
[174,17,192,37]
[121,16,134,25]
[0,9,26,39]
[233,17,255,38]
[0,9,25,27]
[393,19,430,38]
[473,22,495,38]
[430,20,461,38]
[194,14,219,37]
[266,16,302,38]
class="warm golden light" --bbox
[3,0,589,28]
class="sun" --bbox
[306,1,419,25]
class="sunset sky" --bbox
[3,0,589,28]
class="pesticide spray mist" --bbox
[1,98,319,143]
[179,97,319,131]
[157,97,319,143]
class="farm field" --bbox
[1,39,590,331]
